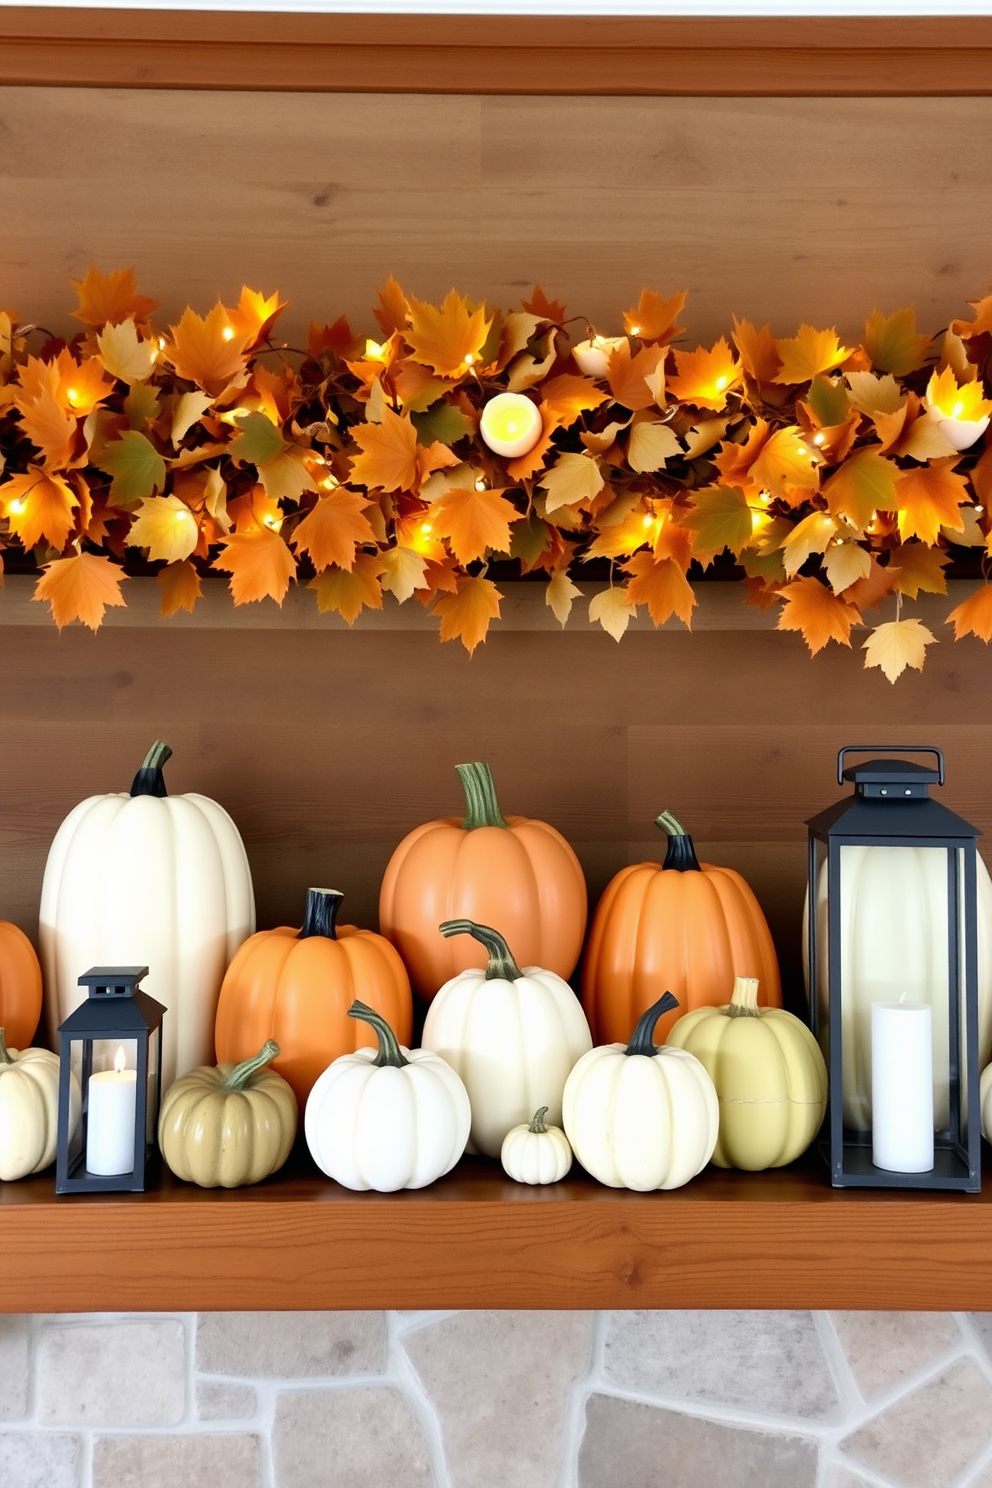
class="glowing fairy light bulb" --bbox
[365,339,386,361]
[221,325,236,342]
[475,475,487,492]
[8,497,26,515]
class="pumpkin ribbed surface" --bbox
[0,922,43,1051]
[158,1048,297,1189]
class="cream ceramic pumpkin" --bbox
[500,1107,573,1185]
[421,919,593,1159]
[40,741,255,1090]
[0,1027,80,1180]
[980,1062,992,1141]
[304,1001,471,1191]
[562,992,719,1190]
[665,976,827,1170]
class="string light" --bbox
[463,353,477,369]
[8,497,26,515]
[365,339,386,361]
[221,326,236,342]
[475,476,487,492]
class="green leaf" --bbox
[807,375,850,428]
[822,448,898,530]
[96,430,166,506]
[863,306,933,377]
[411,400,474,447]
[741,543,786,582]
[680,484,754,559]
[229,411,287,466]
[124,383,160,431]
[510,513,551,569]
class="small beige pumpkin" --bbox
[158,1039,298,1188]
[501,1107,573,1185]
[980,1062,992,1141]
[665,975,827,1170]
[0,1026,80,1180]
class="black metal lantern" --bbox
[807,746,982,1192]
[55,966,165,1194]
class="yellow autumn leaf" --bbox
[405,290,492,378]
[627,419,682,474]
[845,372,906,417]
[749,426,821,502]
[782,512,838,576]
[157,560,202,617]
[431,574,503,653]
[33,552,127,629]
[127,494,199,563]
[889,542,949,599]
[379,544,429,604]
[171,390,214,446]
[774,325,851,385]
[589,584,635,642]
[96,317,160,384]
[546,570,581,628]
[823,540,872,595]
[541,453,605,513]
[862,617,937,682]
[667,339,741,410]
[310,553,385,624]
[925,366,992,423]
[863,307,932,376]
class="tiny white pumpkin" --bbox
[304,1001,471,1191]
[422,919,593,1158]
[501,1106,573,1185]
[562,992,719,1191]
[0,1026,81,1180]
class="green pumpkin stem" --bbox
[656,810,702,873]
[222,1039,281,1091]
[0,1028,13,1065]
[528,1106,549,1134]
[298,887,343,941]
[130,739,173,799]
[457,762,509,831]
[625,992,680,1057]
[725,976,761,1018]
[348,1000,409,1068]
[439,920,523,982]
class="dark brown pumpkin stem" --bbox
[0,1028,13,1065]
[439,920,523,981]
[625,993,680,1057]
[130,740,172,798]
[656,810,702,872]
[298,887,343,941]
[222,1039,281,1091]
[457,762,508,831]
[348,1000,409,1068]
[528,1106,549,1133]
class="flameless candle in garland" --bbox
[479,392,543,458]
[572,335,627,378]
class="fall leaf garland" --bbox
[1,269,992,673]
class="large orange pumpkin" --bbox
[0,921,43,1050]
[214,887,413,1108]
[582,811,781,1045]
[379,761,587,1002]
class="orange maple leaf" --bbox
[522,286,567,322]
[895,460,969,545]
[157,560,202,617]
[405,290,492,378]
[2,467,78,550]
[348,405,419,493]
[624,552,696,627]
[623,289,687,343]
[229,286,286,346]
[749,426,821,503]
[310,552,385,623]
[774,326,851,385]
[417,441,461,487]
[777,575,861,653]
[70,266,158,327]
[951,290,992,341]
[18,389,80,470]
[430,486,519,565]
[607,342,667,412]
[947,586,992,642]
[506,409,561,482]
[732,318,783,384]
[307,316,357,359]
[668,340,741,410]
[213,527,296,605]
[167,303,252,396]
[291,489,378,572]
[863,306,932,376]
[33,552,127,629]
[373,275,411,339]
[843,555,899,612]
[713,420,772,487]
[431,574,502,653]
[540,373,609,426]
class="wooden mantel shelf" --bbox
[4,1151,992,1314]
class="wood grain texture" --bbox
[2,12,992,95]
[2,88,991,347]
[2,1153,992,1312]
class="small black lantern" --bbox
[807,746,982,1192]
[56,966,165,1194]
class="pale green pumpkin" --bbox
[666,976,827,1171]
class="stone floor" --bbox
[2,1309,992,1487]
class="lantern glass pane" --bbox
[146,1025,161,1145]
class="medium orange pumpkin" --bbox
[582,811,782,1045]
[379,761,587,1002]
[213,887,413,1108]
[0,921,43,1050]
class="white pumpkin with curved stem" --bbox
[562,992,719,1190]
[0,1028,81,1180]
[501,1107,573,1185]
[40,741,255,1091]
[421,919,593,1159]
[305,1001,471,1191]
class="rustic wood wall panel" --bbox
[3,87,991,347]
[4,612,992,1016]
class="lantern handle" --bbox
[837,746,944,786]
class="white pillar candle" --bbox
[871,1000,934,1173]
[479,393,543,459]
[573,335,627,379]
[86,1049,137,1176]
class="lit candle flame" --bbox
[114,1046,126,1075]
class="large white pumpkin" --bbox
[40,741,255,1090]
[562,992,719,1190]
[807,845,992,1130]
[421,919,593,1159]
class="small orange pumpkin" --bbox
[582,811,782,1045]
[214,887,413,1108]
[378,761,587,1002]
[0,921,43,1051]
